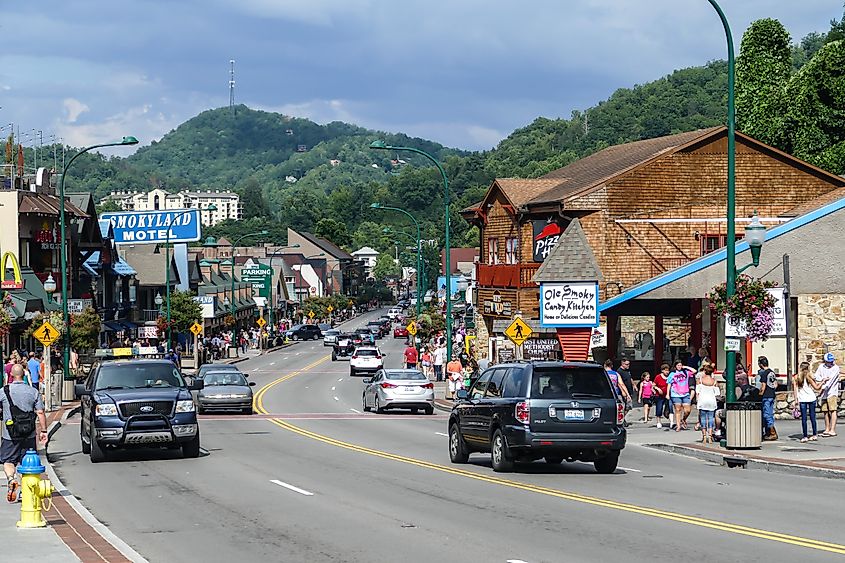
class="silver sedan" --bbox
[362,369,434,415]
[197,371,256,414]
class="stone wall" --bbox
[774,391,845,420]
[797,294,845,368]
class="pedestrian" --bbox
[695,364,719,444]
[757,356,779,441]
[793,361,821,442]
[3,357,12,385]
[603,359,631,405]
[638,371,654,423]
[403,343,418,369]
[420,348,432,379]
[433,344,446,382]
[1,364,48,503]
[687,345,702,370]
[26,352,41,391]
[446,355,463,400]
[653,364,670,429]
[814,352,841,437]
[617,358,637,404]
[667,360,695,431]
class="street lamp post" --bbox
[164,205,217,349]
[374,210,422,320]
[369,144,450,358]
[228,230,268,325]
[265,243,300,331]
[43,273,57,411]
[59,136,138,380]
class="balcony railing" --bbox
[142,309,161,322]
[476,263,539,289]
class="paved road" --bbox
[50,309,845,562]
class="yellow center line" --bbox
[253,356,845,556]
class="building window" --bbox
[488,238,499,265]
[701,233,744,255]
[505,237,518,264]
[154,194,160,210]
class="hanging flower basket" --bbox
[0,306,11,339]
[707,274,777,342]
[223,314,236,327]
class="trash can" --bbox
[227,346,239,359]
[726,401,762,450]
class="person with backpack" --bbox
[667,361,695,431]
[1,364,47,503]
[757,356,779,441]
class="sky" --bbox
[1,1,840,155]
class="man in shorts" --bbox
[2,364,48,502]
[814,353,841,437]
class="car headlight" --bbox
[95,403,118,417]
[175,400,195,413]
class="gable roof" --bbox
[493,178,564,209]
[529,127,722,206]
[299,231,353,260]
[351,246,379,256]
[533,219,604,282]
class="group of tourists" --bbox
[402,328,479,400]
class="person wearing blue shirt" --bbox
[26,353,41,390]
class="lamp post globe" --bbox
[744,212,766,267]
[155,292,163,308]
[43,273,57,295]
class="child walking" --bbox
[695,364,720,443]
[638,372,654,423]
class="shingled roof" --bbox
[533,219,603,282]
[529,127,722,206]
[495,178,564,208]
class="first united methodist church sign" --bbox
[100,210,202,244]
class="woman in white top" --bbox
[695,365,720,444]
[794,361,822,442]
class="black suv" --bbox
[331,333,356,361]
[448,361,625,473]
[76,359,204,463]
[285,324,322,341]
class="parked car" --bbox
[393,325,409,338]
[285,324,322,341]
[349,346,383,376]
[332,334,356,361]
[362,369,434,415]
[323,329,341,346]
[196,370,256,414]
[75,359,204,462]
[447,361,626,473]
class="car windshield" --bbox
[198,365,238,377]
[531,368,613,399]
[356,349,379,357]
[289,324,303,331]
[385,371,426,381]
[204,372,247,386]
[95,363,185,390]
[325,330,340,336]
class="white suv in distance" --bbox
[387,307,403,321]
[350,346,383,376]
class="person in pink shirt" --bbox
[638,372,654,423]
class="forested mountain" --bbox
[23,7,843,279]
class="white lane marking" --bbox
[350,408,361,413]
[270,362,276,366]
[334,396,339,401]
[338,378,343,382]
[331,386,336,391]
[435,432,449,437]
[618,467,641,473]
[270,479,314,496]
[507,560,529,563]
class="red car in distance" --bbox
[393,325,409,338]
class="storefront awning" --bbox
[102,321,125,332]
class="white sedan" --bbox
[362,369,434,415]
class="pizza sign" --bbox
[532,219,565,262]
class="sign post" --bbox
[34,321,61,411]
[505,317,532,359]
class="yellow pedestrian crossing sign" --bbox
[308,310,315,319]
[190,322,203,336]
[406,321,417,336]
[505,317,532,347]
[256,317,267,328]
[348,300,354,307]
[34,321,60,347]
[327,305,334,313]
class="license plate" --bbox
[403,386,415,392]
[564,409,584,421]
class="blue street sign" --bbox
[100,210,202,244]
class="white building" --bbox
[351,246,379,278]
[103,188,242,226]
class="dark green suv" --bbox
[447,361,625,473]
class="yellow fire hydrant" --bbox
[17,449,54,528]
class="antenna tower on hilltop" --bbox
[229,59,236,116]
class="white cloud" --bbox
[54,104,180,154]
[218,0,374,26]
[255,98,362,125]
[62,98,89,123]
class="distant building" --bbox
[351,246,379,278]
[102,188,241,226]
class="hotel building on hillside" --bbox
[102,188,241,226]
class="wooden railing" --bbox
[476,263,540,289]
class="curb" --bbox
[42,417,149,563]
[646,443,845,480]
[433,399,452,413]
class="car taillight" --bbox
[421,383,434,389]
[352,355,358,360]
[375,355,382,360]
[381,382,397,389]
[515,401,530,425]
[616,402,625,424]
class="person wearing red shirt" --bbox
[652,363,670,429]
[403,345,419,369]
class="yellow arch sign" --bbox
[0,252,23,290]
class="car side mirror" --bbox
[189,380,205,391]
[242,373,250,378]
[363,378,372,384]
[74,384,90,398]
[456,389,469,401]
[249,381,256,387]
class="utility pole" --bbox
[229,59,236,117]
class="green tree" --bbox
[239,177,270,219]
[372,252,400,281]
[95,199,124,214]
[69,308,102,352]
[784,39,845,174]
[736,18,792,148]
[169,289,203,334]
[314,218,351,247]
